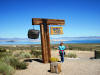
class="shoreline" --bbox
[0,43,100,45]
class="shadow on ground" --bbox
[90,57,95,59]
[24,58,43,63]
[32,59,43,63]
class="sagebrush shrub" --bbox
[31,50,42,58]
[64,53,77,58]
[0,61,15,75]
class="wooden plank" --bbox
[46,25,51,62]
[32,18,65,25]
[44,24,49,63]
[33,18,64,22]
[40,24,48,63]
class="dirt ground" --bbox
[14,50,100,75]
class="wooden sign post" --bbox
[32,18,65,63]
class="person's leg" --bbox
[60,53,63,62]
[62,53,64,62]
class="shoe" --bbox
[60,61,64,63]
[62,61,64,63]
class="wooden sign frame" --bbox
[32,18,65,63]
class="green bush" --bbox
[0,61,15,75]
[0,48,6,52]
[21,52,32,58]
[0,56,27,70]
[13,53,21,58]
[64,53,77,58]
[0,56,12,65]
[9,57,27,69]
[0,52,12,58]
[31,50,42,58]
[38,55,42,59]
[14,52,32,59]
[16,62,27,69]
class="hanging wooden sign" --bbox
[50,27,63,35]
[28,29,39,39]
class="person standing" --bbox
[58,42,66,63]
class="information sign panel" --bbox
[50,27,63,35]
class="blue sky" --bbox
[0,0,100,38]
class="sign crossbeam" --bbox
[32,18,65,25]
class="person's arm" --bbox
[64,46,66,50]
[58,46,60,50]
[57,46,60,55]
[57,47,59,50]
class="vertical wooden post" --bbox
[40,24,51,63]
[46,25,51,62]
[40,24,49,63]
[44,24,49,63]
[40,24,47,63]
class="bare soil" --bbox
[14,50,100,75]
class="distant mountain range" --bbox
[0,36,100,42]
[0,38,28,42]
[54,36,100,40]
[0,38,27,40]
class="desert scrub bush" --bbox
[13,53,21,58]
[0,56,27,70]
[0,61,15,75]
[64,53,77,58]
[0,52,12,58]
[14,52,32,59]
[19,52,32,58]
[31,50,42,58]
[38,55,42,59]
[0,56,12,65]
[8,57,27,69]
[22,52,32,58]
[0,48,6,52]
[50,57,59,62]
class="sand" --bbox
[14,50,100,75]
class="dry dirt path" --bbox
[14,50,100,75]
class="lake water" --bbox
[0,40,100,45]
